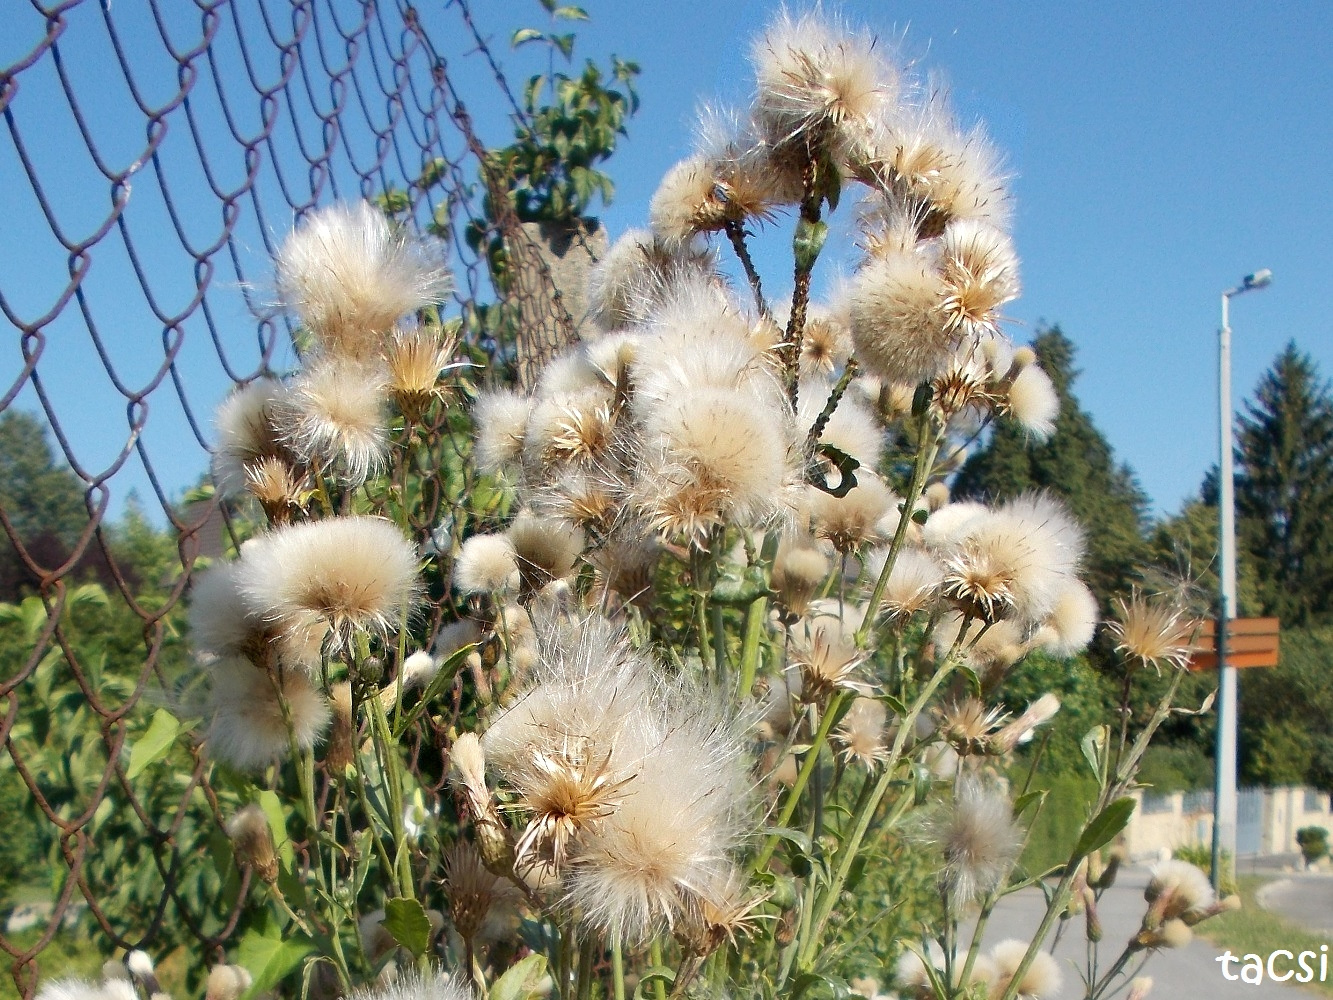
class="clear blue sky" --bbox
[3,2,1331,522]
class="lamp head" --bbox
[1242,269,1273,291]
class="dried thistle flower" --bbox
[225,804,278,883]
[211,378,298,500]
[453,533,520,595]
[385,323,458,419]
[204,966,252,1000]
[789,614,868,703]
[1106,592,1200,672]
[325,681,356,773]
[1003,363,1060,440]
[834,696,888,769]
[849,245,953,387]
[243,455,309,524]
[472,389,531,475]
[205,656,330,771]
[506,512,586,599]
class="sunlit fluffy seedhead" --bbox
[874,545,944,620]
[189,560,325,674]
[751,9,889,156]
[385,323,457,418]
[921,500,988,551]
[37,979,138,1000]
[649,155,778,244]
[205,655,330,771]
[1145,859,1215,920]
[453,534,520,595]
[212,378,298,500]
[1034,579,1099,657]
[523,387,619,473]
[275,200,451,360]
[989,940,1062,1000]
[635,385,795,540]
[940,493,1085,626]
[285,355,390,486]
[925,775,1023,905]
[238,516,420,645]
[771,533,831,618]
[850,246,955,386]
[938,218,1020,340]
[1005,364,1060,440]
[562,682,753,942]
[585,228,720,332]
[506,512,586,597]
[472,389,531,475]
[835,696,888,769]
[807,474,897,553]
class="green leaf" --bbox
[552,33,575,59]
[1074,797,1136,859]
[1012,789,1047,819]
[511,27,544,48]
[761,826,813,855]
[879,693,909,717]
[553,6,589,20]
[257,790,295,871]
[381,897,432,958]
[1081,724,1108,778]
[636,967,676,1000]
[236,928,313,998]
[491,954,549,1000]
[126,709,182,780]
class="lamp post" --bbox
[1211,268,1272,888]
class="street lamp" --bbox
[1211,268,1272,888]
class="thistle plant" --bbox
[43,11,1238,1000]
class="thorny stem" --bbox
[804,359,860,458]
[725,220,770,319]
[754,690,849,873]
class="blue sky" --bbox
[3,2,1331,522]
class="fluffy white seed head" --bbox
[237,516,420,644]
[453,533,520,595]
[189,560,325,674]
[275,200,451,360]
[211,378,297,499]
[751,10,889,155]
[989,940,1062,999]
[799,383,884,471]
[921,500,988,551]
[850,247,954,386]
[835,696,888,769]
[924,775,1024,905]
[506,513,586,596]
[285,355,390,486]
[807,474,897,553]
[1146,859,1215,919]
[1034,579,1099,657]
[205,655,330,771]
[874,546,944,619]
[472,389,531,475]
[1006,364,1060,440]
[349,973,473,1000]
[585,229,720,332]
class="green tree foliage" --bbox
[1233,342,1333,626]
[1241,626,1333,789]
[953,327,1151,606]
[0,412,91,599]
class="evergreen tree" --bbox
[1233,342,1333,626]
[952,327,1150,604]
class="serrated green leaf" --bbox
[237,928,313,998]
[126,709,181,780]
[382,897,432,958]
[491,954,548,1000]
[1074,797,1135,859]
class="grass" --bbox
[1195,874,1333,996]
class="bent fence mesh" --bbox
[0,2,575,994]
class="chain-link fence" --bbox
[0,2,579,994]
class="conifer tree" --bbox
[1234,342,1333,626]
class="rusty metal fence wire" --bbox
[0,2,577,994]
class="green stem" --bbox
[857,417,943,647]
[737,595,767,697]
[611,933,626,1000]
[754,690,848,873]
[649,939,668,1000]
[576,935,597,1000]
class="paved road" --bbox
[983,864,1323,998]
[1261,874,1333,935]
